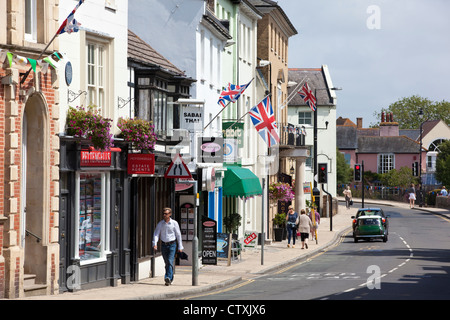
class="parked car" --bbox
[353,215,388,243]
[351,208,389,231]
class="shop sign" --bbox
[181,106,203,132]
[197,137,223,163]
[80,150,111,167]
[201,216,217,265]
[223,122,244,147]
[127,153,155,175]
[243,231,258,248]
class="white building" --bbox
[288,66,338,212]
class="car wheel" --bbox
[383,235,388,242]
[354,237,358,243]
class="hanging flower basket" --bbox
[269,182,295,202]
[65,105,114,151]
[117,117,157,151]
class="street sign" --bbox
[165,154,192,179]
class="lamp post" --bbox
[313,87,342,213]
[419,108,424,207]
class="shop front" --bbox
[59,138,131,291]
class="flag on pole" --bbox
[298,82,317,111]
[249,96,280,147]
[57,0,84,35]
[218,79,253,107]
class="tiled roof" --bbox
[127,29,185,76]
[288,68,334,106]
[357,136,424,153]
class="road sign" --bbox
[165,154,192,179]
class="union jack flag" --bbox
[249,96,280,147]
[298,82,317,111]
[218,79,253,107]
[57,0,84,35]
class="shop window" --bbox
[76,172,110,264]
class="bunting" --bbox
[0,49,62,74]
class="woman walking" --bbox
[409,184,416,209]
[343,186,352,209]
[298,209,313,249]
[286,205,299,248]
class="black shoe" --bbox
[165,278,171,286]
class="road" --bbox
[187,205,450,300]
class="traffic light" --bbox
[412,162,419,176]
[354,164,362,182]
[318,163,328,183]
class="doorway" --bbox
[21,93,49,284]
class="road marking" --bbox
[343,232,414,294]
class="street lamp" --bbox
[419,108,424,207]
[313,87,342,213]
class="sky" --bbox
[279,0,450,127]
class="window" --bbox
[428,139,446,152]
[378,154,394,174]
[25,0,37,42]
[87,43,106,110]
[298,111,312,125]
[76,172,110,264]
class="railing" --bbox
[26,229,41,243]
[280,124,306,147]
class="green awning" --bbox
[223,166,262,198]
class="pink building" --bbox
[337,115,426,177]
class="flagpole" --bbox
[20,0,84,84]
[224,94,270,131]
[203,101,231,130]
[20,33,59,84]
[205,78,254,130]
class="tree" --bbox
[336,148,353,185]
[435,140,450,186]
[372,95,450,129]
[380,166,417,188]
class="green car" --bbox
[353,215,388,243]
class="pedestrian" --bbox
[343,185,352,209]
[152,207,184,286]
[440,186,448,197]
[285,205,299,248]
[298,209,313,249]
[409,184,416,209]
[308,208,320,241]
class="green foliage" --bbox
[435,140,450,186]
[380,166,418,187]
[336,148,353,185]
[223,213,242,234]
[372,95,450,129]
[273,213,286,227]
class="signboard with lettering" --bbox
[80,151,111,167]
[201,216,217,265]
[243,231,258,248]
[197,137,223,163]
[127,153,155,175]
[181,106,203,132]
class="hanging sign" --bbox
[127,153,155,175]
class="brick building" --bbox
[1,0,60,298]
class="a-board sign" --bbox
[201,216,217,265]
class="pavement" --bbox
[18,197,450,300]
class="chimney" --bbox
[357,118,363,129]
[380,113,399,137]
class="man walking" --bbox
[153,207,184,286]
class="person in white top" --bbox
[153,207,183,286]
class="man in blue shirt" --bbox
[153,207,184,286]
[440,186,448,197]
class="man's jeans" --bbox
[161,242,177,281]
